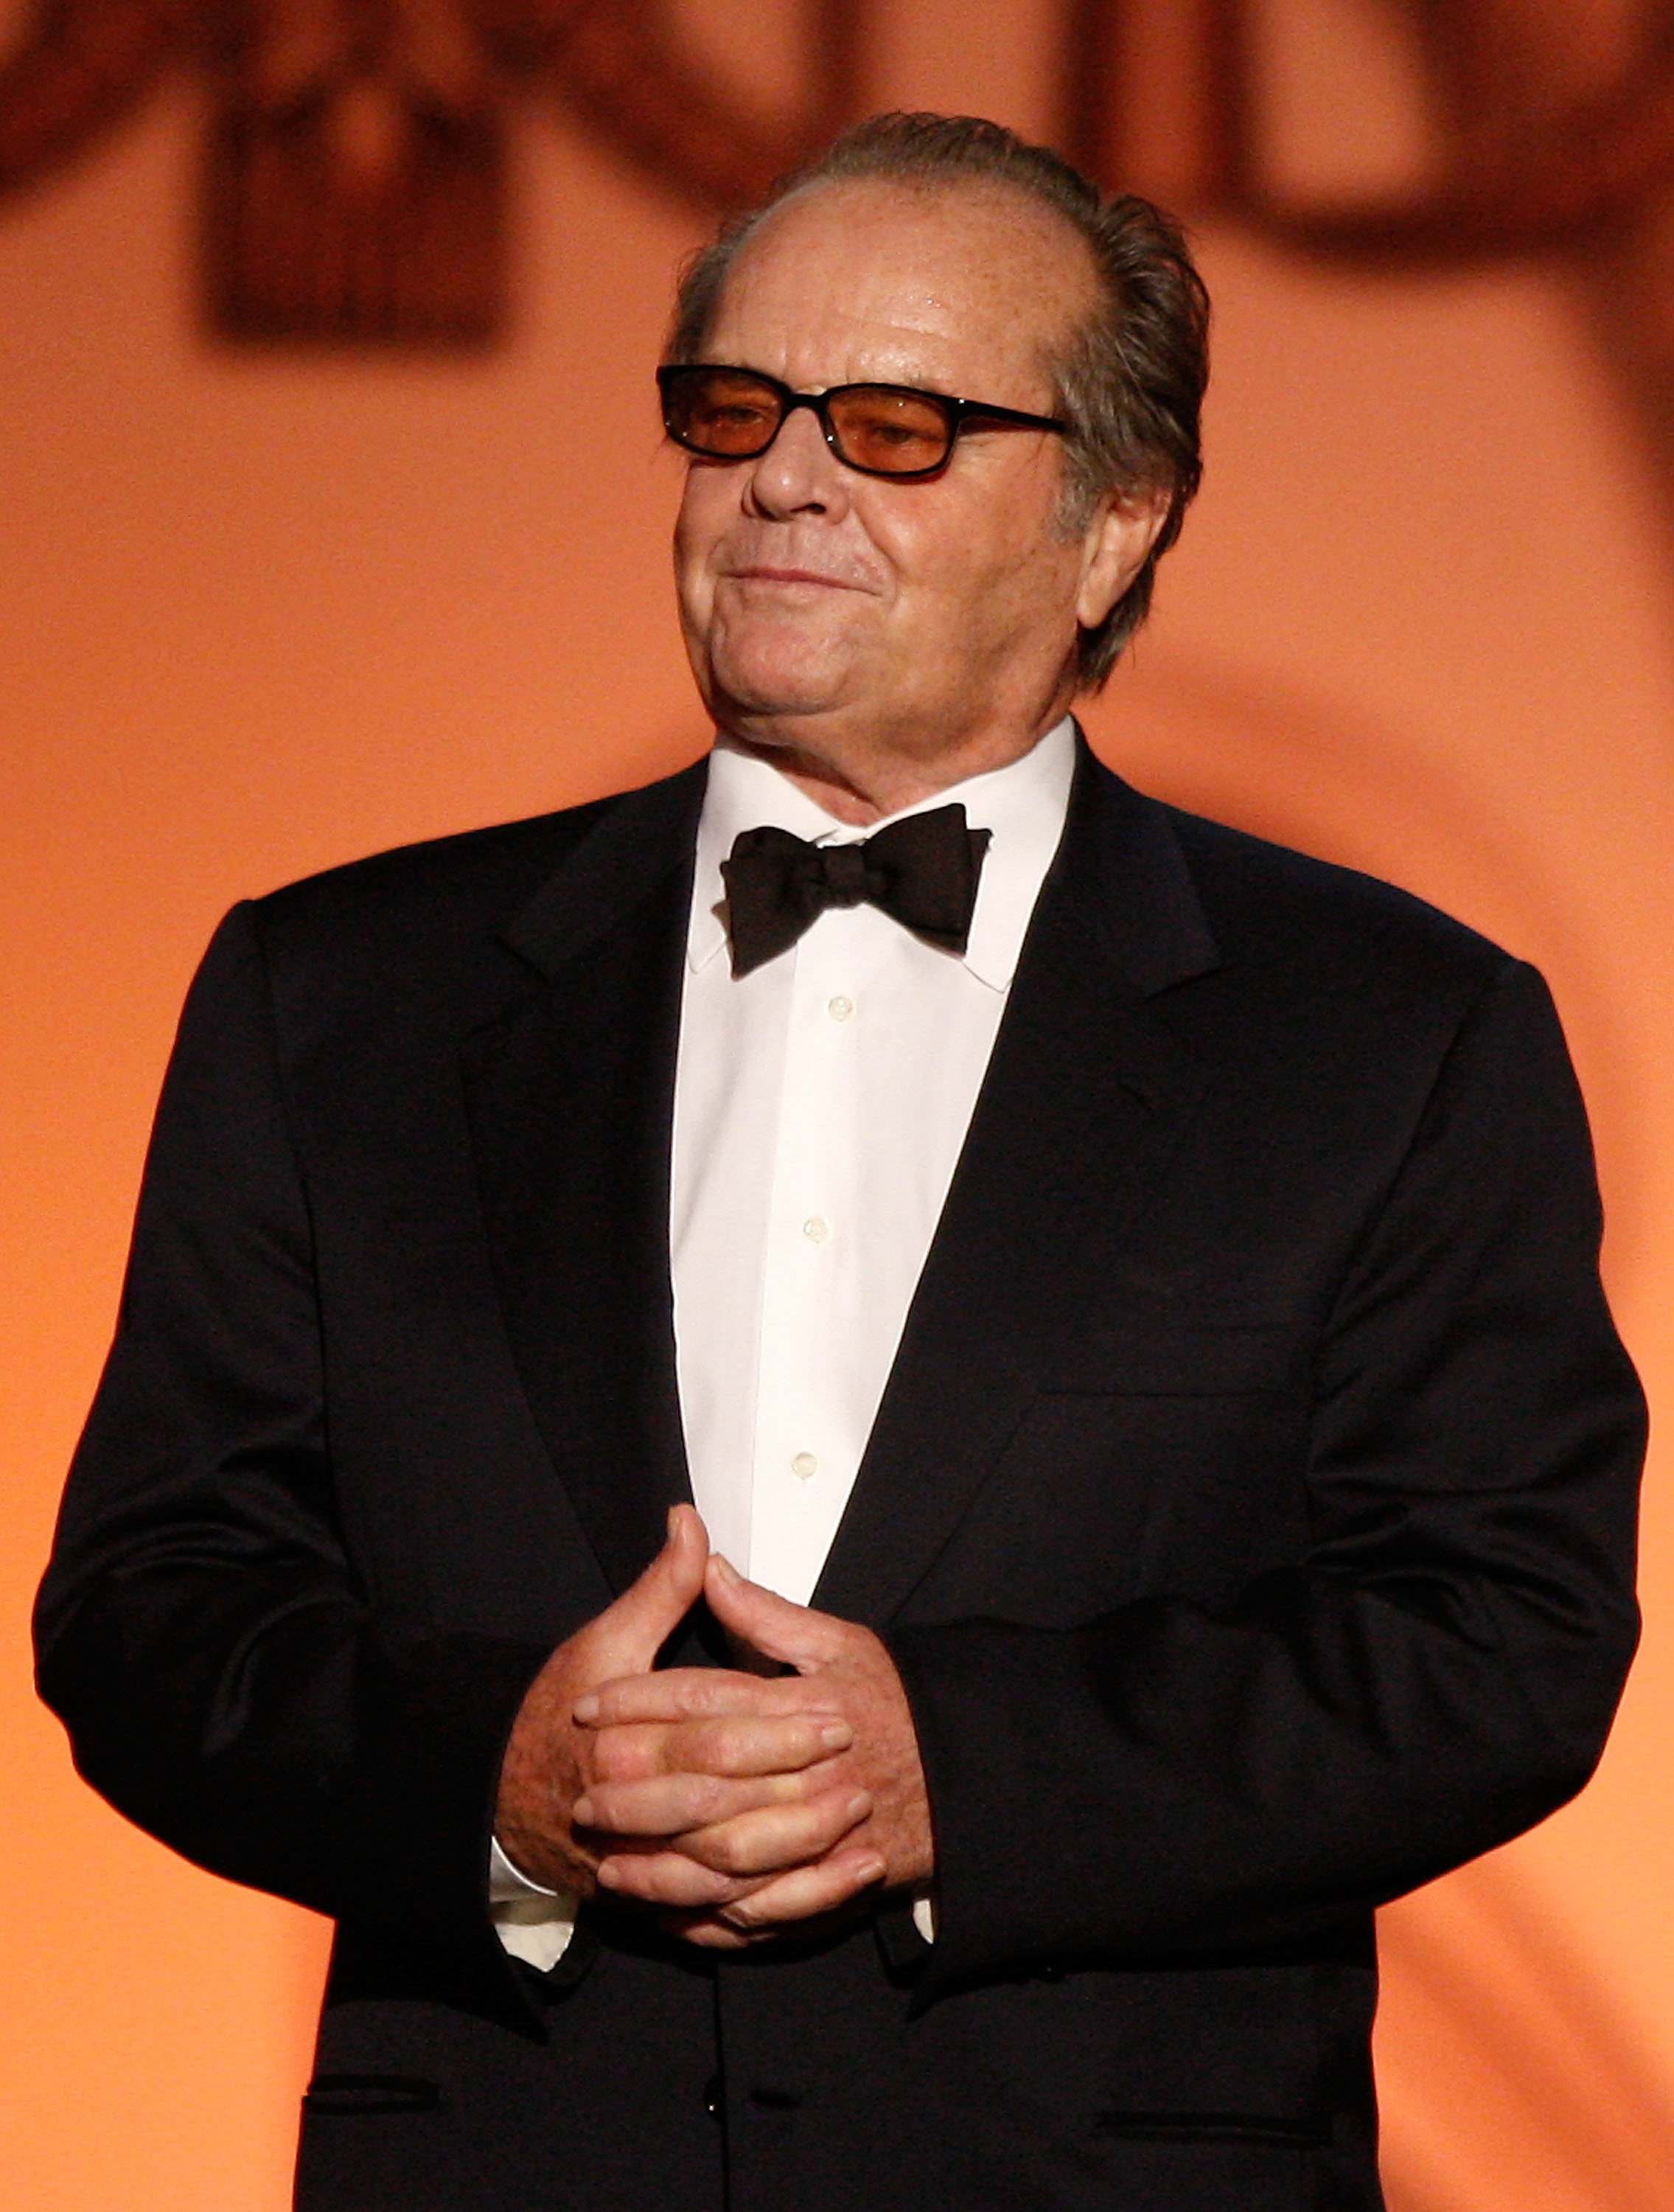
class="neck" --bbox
[719,711,1071,826]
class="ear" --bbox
[1075,487,1172,633]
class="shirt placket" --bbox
[747,901,874,1604]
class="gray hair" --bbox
[666,112,1210,687]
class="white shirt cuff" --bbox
[489,1836,578,1972]
[489,1834,555,1902]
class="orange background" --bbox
[5,5,1674,2208]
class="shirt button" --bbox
[802,1216,829,1243]
[827,995,854,1022]
[791,1452,818,1481]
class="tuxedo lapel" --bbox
[814,749,1223,1626]
[460,763,706,1600]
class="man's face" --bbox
[671,179,1157,813]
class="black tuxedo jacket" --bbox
[37,743,1643,2212]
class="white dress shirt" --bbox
[492,717,1076,1968]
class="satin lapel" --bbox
[814,748,1223,1627]
[460,763,705,1599]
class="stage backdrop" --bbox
[4,4,1673,2207]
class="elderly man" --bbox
[37,114,1642,2212]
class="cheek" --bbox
[982,485,1086,630]
[849,503,958,630]
[673,473,735,602]
[896,506,1078,643]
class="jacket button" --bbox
[703,2074,723,2121]
[1040,1962,1065,1983]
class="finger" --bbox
[713,1846,887,1935]
[662,1916,754,1951]
[593,1848,762,1910]
[704,1554,852,1673]
[573,1767,824,1837]
[592,1506,709,1678]
[667,1788,873,1878]
[590,1712,851,1784]
[577,1666,843,1730]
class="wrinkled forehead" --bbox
[703,177,1100,389]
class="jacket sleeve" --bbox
[33,904,551,2023]
[886,959,1645,1995]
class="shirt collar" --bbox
[688,716,1076,990]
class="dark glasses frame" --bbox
[657,362,1070,481]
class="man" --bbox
[36,114,1643,2212]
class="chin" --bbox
[705,633,857,723]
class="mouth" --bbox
[725,566,862,591]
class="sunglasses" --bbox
[658,363,1070,481]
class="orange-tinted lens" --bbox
[666,369,783,456]
[826,386,953,474]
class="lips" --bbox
[726,566,857,589]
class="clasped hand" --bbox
[495,1506,932,1948]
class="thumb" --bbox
[593,1504,709,1673]
[705,1552,849,1673]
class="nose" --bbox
[742,400,849,521]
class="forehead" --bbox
[704,177,1098,395]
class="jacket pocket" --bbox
[303,2072,443,2117]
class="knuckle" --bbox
[630,1857,691,1902]
[682,1862,740,1904]
[809,1804,848,1849]
[688,1775,733,1823]
[705,1726,752,1775]
[593,1729,655,1782]
[673,1718,716,1764]
[706,1829,757,1877]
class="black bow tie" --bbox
[721,804,992,978]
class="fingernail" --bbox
[571,1795,595,1826]
[596,1860,621,1889]
[819,1721,853,1751]
[711,1554,742,1587]
[573,1692,600,1724]
[857,1855,887,1883]
[845,1792,871,1823]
